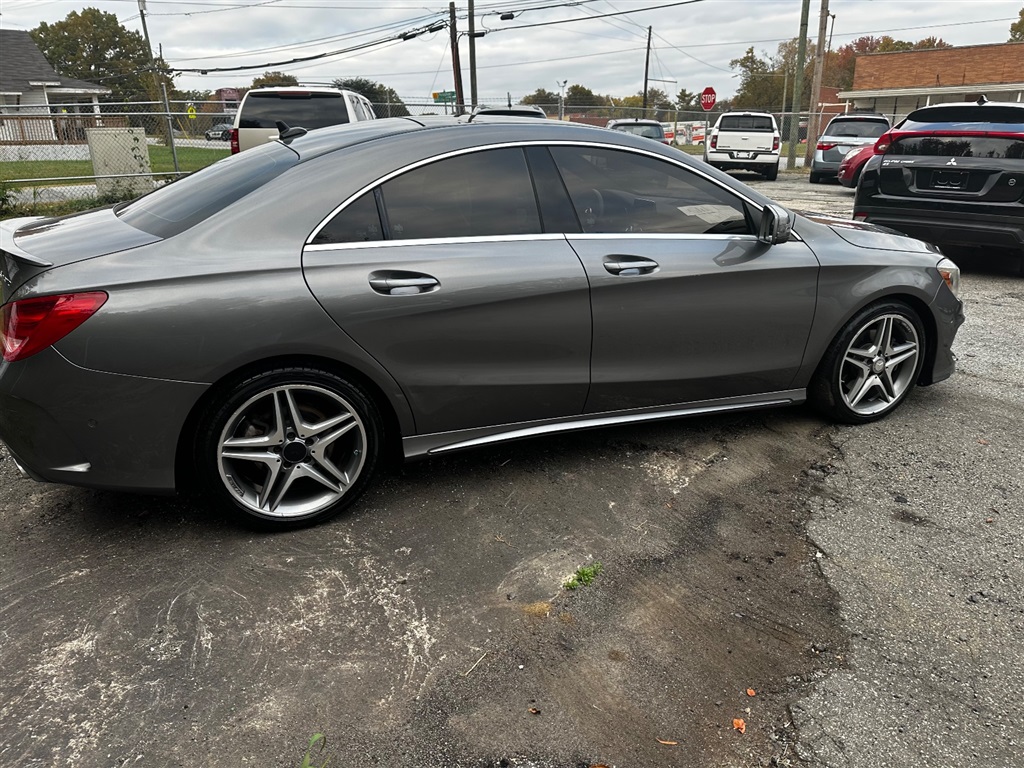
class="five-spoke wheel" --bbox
[201,368,381,528]
[810,302,926,423]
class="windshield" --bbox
[240,91,352,130]
[614,124,664,139]
[825,120,888,139]
[719,115,774,132]
[116,142,298,238]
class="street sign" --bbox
[700,87,717,112]
[432,91,457,103]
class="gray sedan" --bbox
[0,117,964,529]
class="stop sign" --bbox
[700,86,717,111]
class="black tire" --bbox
[199,366,383,529]
[764,164,779,181]
[808,172,821,184]
[808,301,926,424]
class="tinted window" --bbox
[312,191,383,244]
[904,105,1024,131]
[240,92,351,130]
[719,115,775,132]
[889,136,1024,159]
[380,148,541,239]
[116,142,298,238]
[824,119,888,138]
[550,146,752,236]
[612,124,665,139]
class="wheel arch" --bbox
[174,353,407,492]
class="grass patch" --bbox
[0,145,228,183]
[564,562,603,590]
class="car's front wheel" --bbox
[199,367,383,529]
[809,302,925,424]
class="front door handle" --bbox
[603,256,659,276]
[368,271,441,295]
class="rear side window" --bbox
[824,119,888,138]
[240,92,351,130]
[116,142,298,238]
[719,115,775,132]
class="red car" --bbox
[837,145,874,188]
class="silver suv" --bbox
[605,118,669,144]
[809,114,889,184]
[231,86,376,154]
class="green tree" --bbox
[676,88,698,110]
[1010,8,1024,41]
[564,84,605,108]
[252,71,299,88]
[521,88,559,107]
[31,8,169,103]
[333,77,409,117]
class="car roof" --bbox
[828,114,888,121]
[607,118,660,125]
[245,85,361,96]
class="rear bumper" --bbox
[0,348,208,493]
[704,150,779,172]
[853,207,1024,256]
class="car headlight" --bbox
[937,258,961,298]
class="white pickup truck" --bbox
[703,111,781,180]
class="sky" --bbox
[0,0,1020,107]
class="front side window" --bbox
[550,146,752,236]
[380,148,542,240]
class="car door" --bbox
[302,147,592,434]
[548,145,819,412]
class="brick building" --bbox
[837,41,1024,122]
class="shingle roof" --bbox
[851,42,1024,92]
[0,29,110,94]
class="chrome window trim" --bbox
[305,139,766,246]
[305,233,568,252]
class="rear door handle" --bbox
[368,272,440,295]
[603,256,659,276]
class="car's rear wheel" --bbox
[200,367,382,529]
[764,163,779,181]
[809,171,822,184]
[809,302,925,424]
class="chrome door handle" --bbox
[604,258,659,276]
[368,273,440,295]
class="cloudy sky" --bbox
[1,0,1020,106]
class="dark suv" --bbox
[853,99,1024,269]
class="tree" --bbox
[1010,8,1024,41]
[676,89,698,110]
[333,77,409,117]
[521,88,559,107]
[252,71,299,88]
[31,8,170,103]
[564,84,605,109]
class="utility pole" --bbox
[642,26,652,112]
[468,0,478,109]
[449,2,466,115]
[786,0,811,170]
[137,0,178,171]
[806,0,830,163]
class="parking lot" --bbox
[1,175,1021,768]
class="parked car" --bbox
[0,116,963,529]
[472,104,546,118]
[809,114,890,184]
[205,123,233,141]
[837,145,875,188]
[853,98,1024,268]
[605,118,670,144]
[704,111,781,180]
[231,86,376,153]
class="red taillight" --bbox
[817,142,836,151]
[1,292,107,362]
[230,128,239,154]
[710,135,718,149]
[874,131,894,154]
[853,212,869,221]
[772,136,780,151]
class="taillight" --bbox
[230,128,239,154]
[772,136,780,151]
[710,135,718,149]
[817,142,836,151]
[1,292,107,362]
[852,212,869,221]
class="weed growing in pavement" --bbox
[564,562,603,590]
[299,733,330,768]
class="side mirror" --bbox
[757,204,793,245]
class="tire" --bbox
[764,163,779,181]
[199,366,383,529]
[808,172,821,184]
[808,301,926,424]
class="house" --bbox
[0,29,112,144]
[837,41,1024,122]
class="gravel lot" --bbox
[1,173,1021,767]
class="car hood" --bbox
[1,208,159,298]
[804,214,942,254]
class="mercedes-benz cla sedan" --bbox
[1,116,964,529]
